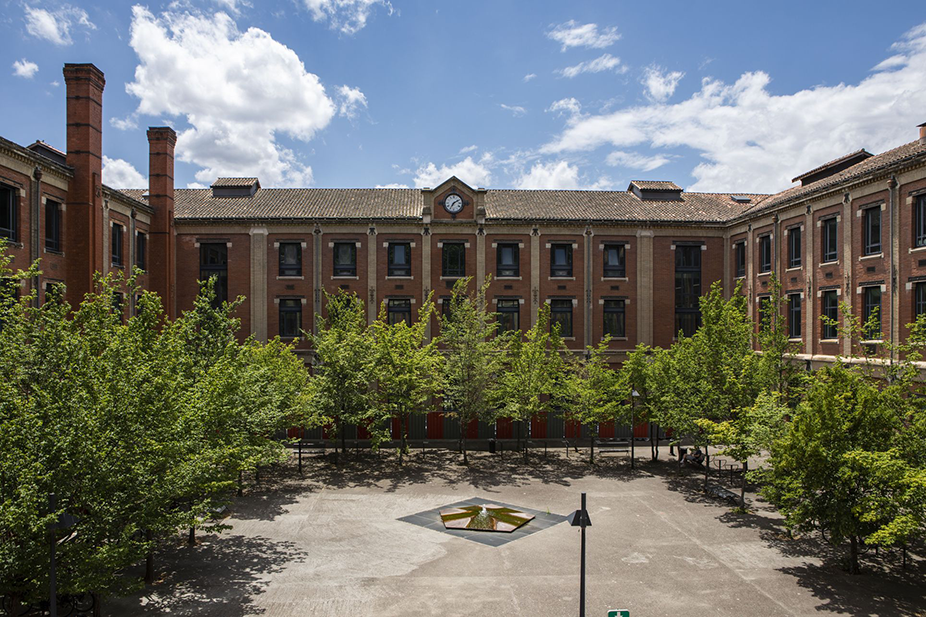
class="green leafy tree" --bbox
[440,277,506,464]
[560,338,623,463]
[369,293,442,463]
[308,291,373,456]
[495,304,566,460]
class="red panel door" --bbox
[287,427,304,439]
[496,417,513,439]
[530,413,547,438]
[598,421,615,439]
[357,422,371,440]
[392,416,402,439]
[634,422,649,439]
[427,412,443,439]
[466,418,479,439]
[565,420,582,439]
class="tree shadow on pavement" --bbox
[107,534,306,616]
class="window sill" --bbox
[1,240,23,248]
[859,253,883,261]
[386,275,414,280]
[819,261,839,267]
[785,266,802,272]
[757,271,772,277]
[908,245,926,254]
[44,249,64,256]
[331,275,358,280]
[601,277,628,282]
[820,338,840,343]
[788,337,803,343]
[496,276,522,280]
[561,337,576,341]
[111,263,124,269]
[549,276,576,281]
[277,275,304,280]
[440,276,464,281]
[606,337,628,341]
[861,339,884,345]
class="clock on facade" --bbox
[443,193,464,214]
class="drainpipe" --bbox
[31,166,42,307]
[888,174,898,364]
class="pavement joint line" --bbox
[637,494,799,617]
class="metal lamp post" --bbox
[630,390,639,469]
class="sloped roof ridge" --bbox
[791,148,873,183]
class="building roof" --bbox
[628,180,682,191]
[791,148,873,184]
[211,177,260,188]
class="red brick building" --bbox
[4,63,926,439]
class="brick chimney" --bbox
[919,122,926,143]
[146,127,177,318]
[63,63,105,305]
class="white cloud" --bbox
[605,150,671,172]
[547,20,620,52]
[458,144,477,154]
[516,160,580,189]
[102,156,147,188]
[302,0,393,35]
[23,5,95,46]
[12,59,38,79]
[542,22,926,193]
[413,155,493,188]
[557,53,625,79]
[125,6,345,187]
[523,73,536,82]
[337,85,368,118]
[110,115,138,131]
[375,183,409,188]
[500,103,526,117]
[212,0,250,14]
[547,97,582,117]
[641,64,684,102]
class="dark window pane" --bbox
[916,196,926,248]
[112,223,124,266]
[496,243,519,278]
[916,282,926,319]
[788,228,801,268]
[279,298,302,337]
[333,242,357,276]
[200,243,228,307]
[603,244,625,278]
[0,185,16,242]
[789,294,802,338]
[759,235,771,273]
[45,200,61,252]
[675,245,701,337]
[550,299,573,337]
[442,243,465,277]
[136,232,146,270]
[735,242,746,278]
[279,242,302,277]
[864,207,881,255]
[822,218,838,262]
[496,299,520,333]
[551,244,573,277]
[863,286,881,339]
[603,299,625,338]
[822,290,839,339]
[388,242,411,277]
[388,298,411,325]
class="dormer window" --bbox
[628,180,683,201]
[211,177,260,198]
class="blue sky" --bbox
[2,0,926,193]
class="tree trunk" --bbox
[145,529,154,584]
[650,424,656,461]
[340,420,346,455]
[589,434,595,464]
[237,470,243,496]
[399,413,408,465]
[188,527,195,547]
[849,535,860,574]
[703,445,710,490]
[740,460,748,509]
[9,592,21,617]
[461,416,468,465]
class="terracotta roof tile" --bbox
[211,177,259,188]
[628,180,682,191]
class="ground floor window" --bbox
[496,299,520,333]
[388,298,411,325]
[279,299,302,338]
[550,299,573,337]
[603,299,625,338]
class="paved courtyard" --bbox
[109,449,925,616]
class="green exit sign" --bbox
[607,611,630,617]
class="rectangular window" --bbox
[112,223,124,267]
[822,290,839,339]
[279,298,302,338]
[863,286,882,340]
[916,195,926,248]
[387,298,411,325]
[788,293,802,338]
[279,242,302,277]
[603,244,626,278]
[496,243,519,278]
[916,282,926,319]
[0,185,17,242]
[822,217,838,263]
[735,241,746,278]
[200,243,228,307]
[442,242,465,278]
[758,234,772,273]
[759,296,773,329]
[388,242,411,277]
[44,281,64,306]
[45,200,61,252]
[112,292,124,323]
[675,245,701,337]
[496,299,520,333]
[135,232,146,270]
[603,299,625,338]
[550,299,573,337]
[863,207,881,256]
[333,242,357,276]
[788,227,802,268]
[551,244,573,277]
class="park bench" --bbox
[596,439,631,457]
[294,440,326,471]
[707,484,740,504]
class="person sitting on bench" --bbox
[683,447,705,468]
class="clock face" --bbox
[444,193,464,214]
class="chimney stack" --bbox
[147,127,177,318]
[919,122,926,142]
[63,63,105,305]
